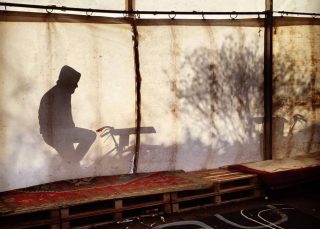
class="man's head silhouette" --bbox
[57,65,81,94]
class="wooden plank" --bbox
[50,209,61,229]
[0,208,61,229]
[174,203,217,213]
[191,170,235,177]
[118,201,168,212]
[220,195,258,205]
[0,200,13,215]
[172,203,180,213]
[61,207,115,220]
[163,193,172,213]
[0,219,59,229]
[219,185,259,194]
[60,208,69,219]
[61,198,170,221]
[114,199,123,220]
[201,174,241,180]
[250,177,259,185]
[61,222,70,229]
[224,175,257,180]
[219,189,258,204]
[188,171,224,178]
[214,183,220,193]
[173,192,216,202]
[170,192,178,202]
[253,189,263,198]
[72,220,114,229]
[191,169,228,175]
[214,195,222,205]
[50,209,60,220]
[214,175,257,182]
[199,172,255,180]
[213,173,257,179]
[164,203,171,214]
[61,208,70,229]
[51,225,60,229]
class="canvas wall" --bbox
[272,18,320,158]
[0,15,265,191]
[137,21,264,172]
[0,17,136,191]
[0,0,319,192]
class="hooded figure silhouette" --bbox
[39,65,96,164]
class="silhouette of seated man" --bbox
[38,65,96,164]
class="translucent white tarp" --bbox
[135,0,265,19]
[274,0,320,14]
[0,18,136,191]
[3,0,125,9]
[136,0,265,12]
[137,22,264,172]
[3,1,320,19]
[1,2,319,192]
[1,0,126,17]
[273,19,320,159]
[1,0,266,19]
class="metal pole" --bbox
[274,11,320,17]
[0,2,264,16]
[263,0,273,160]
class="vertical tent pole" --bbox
[126,0,135,16]
[263,0,273,160]
[127,0,142,173]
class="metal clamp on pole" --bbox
[168,11,176,20]
[46,5,55,13]
[86,8,93,16]
[230,11,238,20]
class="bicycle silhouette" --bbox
[96,126,156,172]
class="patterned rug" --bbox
[0,171,210,215]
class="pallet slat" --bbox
[0,209,60,229]
[59,192,172,228]
[171,169,262,213]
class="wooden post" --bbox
[50,209,60,229]
[264,0,273,160]
[126,0,135,13]
[214,195,222,205]
[170,193,179,213]
[130,0,142,173]
[127,0,141,175]
[114,199,123,220]
[163,193,172,213]
[60,208,70,229]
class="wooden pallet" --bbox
[171,169,262,212]
[0,169,263,228]
[60,192,171,229]
[0,209,60,229]
[0,171,209,228]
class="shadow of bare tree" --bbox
[176,36,264,141]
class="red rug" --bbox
[0,171,210,215]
